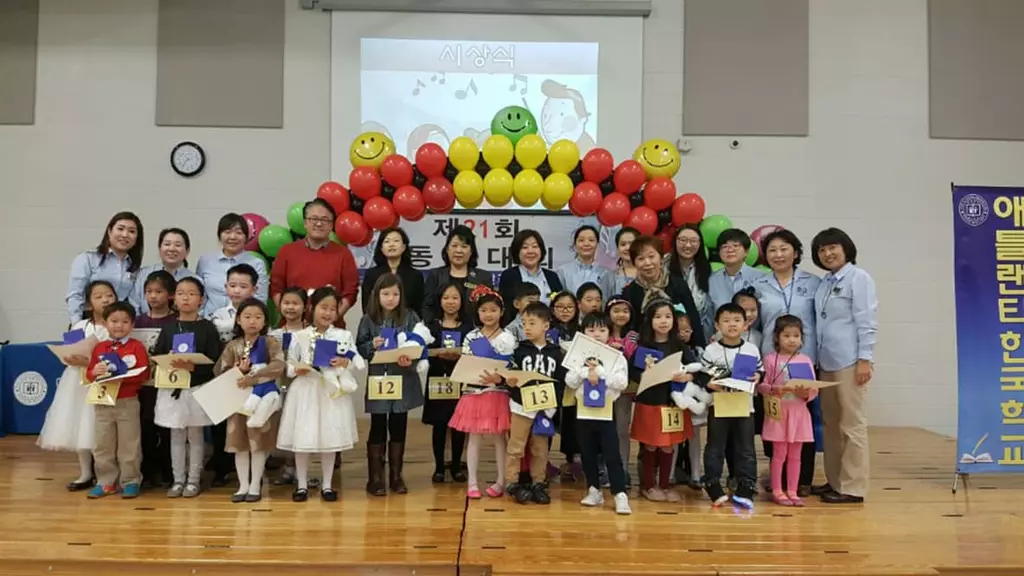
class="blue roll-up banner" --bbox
[953,184,1024,474]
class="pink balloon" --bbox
[242,213,270,252]
[750,224,786,251]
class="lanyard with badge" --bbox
[774,274,795,314]
[820,276,842,319]
[764,352,797,421]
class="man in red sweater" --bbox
[270,199,359,327]
[85,301,150,498]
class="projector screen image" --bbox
[360,38,599,211]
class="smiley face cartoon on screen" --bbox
[350,131,396,168]
[633,139,681,179]
[490,106,538,146]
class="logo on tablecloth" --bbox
[13,371,47,406]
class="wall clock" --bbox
[170,141,205,177]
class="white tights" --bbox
[294,452,337,491]
[467,433,507,491]
[234,449,267,496]
[75,449,93,483]
[170,427,205,485]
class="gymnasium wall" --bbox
[2,0,1024,434]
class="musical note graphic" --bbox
[508,74,528,95]
[431,72,446,85]
[455,79,478,100]
[412,79,426,96]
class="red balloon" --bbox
[626,206,658,236]
[657,226,677,253]
[671,192,706,226]
[317,181,350,214]
[569,182,603,217]
[416,143,448,179]
[363,196,399,231]
[581,148,614,183]
[750,224,785,250]
[613,160,646,195]
[422,178,456,213]
[334,210,368,244]
[380,154,414,187]
[597,193,631,227]
[644,177,676,212]
[352,225,375,247]
[350,166,381,201]
[393,185,426,221]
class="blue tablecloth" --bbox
[0,342,64,435]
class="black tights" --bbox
[431,426,466,472]
[369,413,408,444]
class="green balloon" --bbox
[286,202,306,236]
[755,264,771,273]
[710,261,725,272]
[491,106,538,146]
[329,231,341,244]
[745,242,759,266]
[699,214,733,248]
[258,224,291,258]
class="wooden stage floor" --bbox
[1,426,1023,576]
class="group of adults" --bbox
[67,200,877,504]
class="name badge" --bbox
[87,381,121,406]
[368,375,403,401]
[764,395,782,421]
[429,376,460,400]
[155,366,191,389]
[660,406,685,432]
[521,381,557,412]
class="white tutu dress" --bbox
[155,387,213,428]
[37,320,109,452]
[277,326,363,453]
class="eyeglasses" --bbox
[305,217,333,226]
[554,305,575,312]
[677,238,700,246]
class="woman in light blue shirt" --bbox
[752,228,822,495]
[708,228,766,313]
[196,213,269,316]
[599,226,638,299]
[556,225,609,296]
[129,227,194,314]
[66,211,144,324]
[811,227,878,505]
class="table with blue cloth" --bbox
[0,342,65,436]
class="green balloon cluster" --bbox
[258,224,291,259]
[286,201,306,236]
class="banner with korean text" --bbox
[953,185,1024,474]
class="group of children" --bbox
[38,256,819,512]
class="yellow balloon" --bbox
[633,138,681,179]
[541,173,573,211]
[449,136,480,172]
[548,139,580,174]
[482,135,514,169]
[453,170,484,208]
[512,169,544,207]
[483,169,514,207]
[514,134,547,169]
[350,132,396,168]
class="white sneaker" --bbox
[580,486,605,507]
[614,492,632,515]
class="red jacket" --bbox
[87,338,150,399]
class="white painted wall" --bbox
[1,0,1018,434]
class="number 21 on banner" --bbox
[368,375,403,401]
[522,382,557,412]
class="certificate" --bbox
[713,391,750,418]
[46,336,100,366]
[561,333,621,372]
[428,347,462,358]
[370,346,423,364]
[717,378,756,394]
[636,352,683,396]
[192,367,249,425]
[449,356,507,385]
[151,353,214,367]
[130,328,162,351]
[500,370,554,385]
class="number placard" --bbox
[155,366,191,389]
[86,381,121,406]
[429,377,460,400]
[368,375,403,401]
[521,382,557,412]
[660,406,684,432]
[764,395,782,421]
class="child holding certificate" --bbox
[38,280,115,491]
[356,273,430,496]
[423,282,473,484]
[605,297,638,485]
[566,312,631,514]
[268,286,307,486]
[549,291,581,481]
[152,277,223,499]
[449,285,515,499]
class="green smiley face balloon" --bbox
[491,106,538,146]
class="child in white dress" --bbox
[268,286,307,486]
[38,280,116,491]
[277,286,363,502]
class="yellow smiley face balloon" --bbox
[633,139,681,179]
[350,132,396,168]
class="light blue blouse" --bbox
[814,263,878,372]
[195,251,268,316]
[753,268,822,365]
[66,250,136,323]
[556,258,608,296]
[599,266,635,301]
[520,265,553,304]
[708,264,766,314]
[129,264,195,314]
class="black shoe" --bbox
[66,478,95,492]
[245,493,262,503]
[687,479,703,491]
[321,489,338,502]
[211,475,228,488]
[530,483,551,505]
[512,484,532,505]
[292,488,308,502]
[810,483,835,496]
[822,492,864,504]
[231,492,247,503]
[451,466,467,483]
[797,485,812,498]
[517,471,531,486]
[432,470,447,483]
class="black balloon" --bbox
[443,164,459,182]
[412,165,426,189]
[569,166,584,186]
[381,183,396,201]
[349,196,364,214]
[507,158,522,177]
[599,177,615,195]
[707,247,720,263]
[475,158,490,178]
[657,209,673,227]
[537,158,552,178]
[629,191,644,209]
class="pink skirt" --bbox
[761,399,814,443]
[449,392,511,435]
